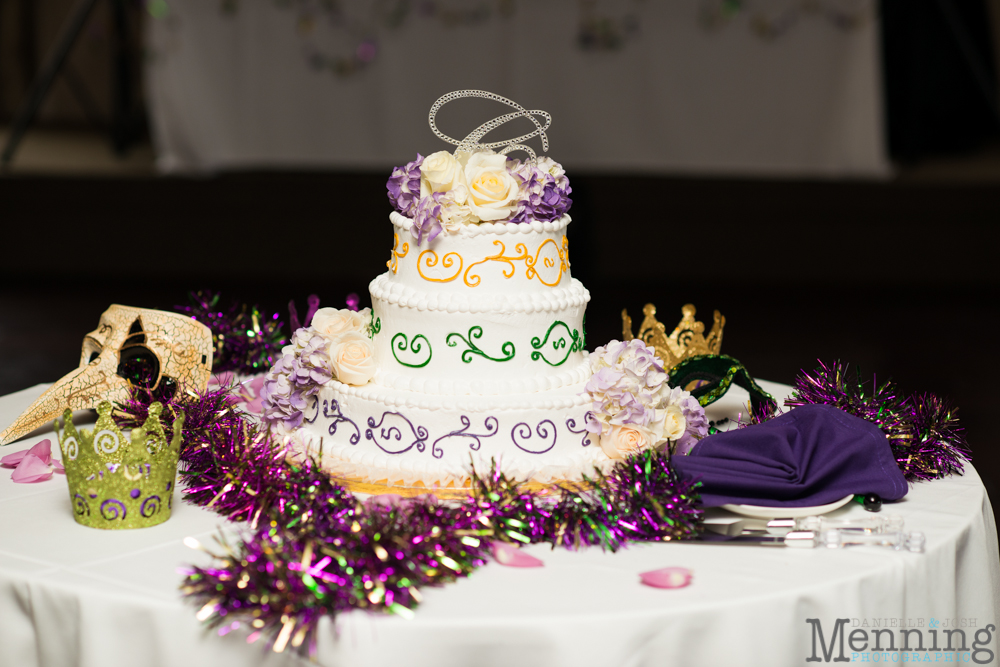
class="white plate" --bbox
[720,494,855,519]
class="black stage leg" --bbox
[1,0,100,167]
[932,0,1000,127]
[110,0,134,154]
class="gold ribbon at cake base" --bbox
[330,474,585,500]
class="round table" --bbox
[1,381,997,667]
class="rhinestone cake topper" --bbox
[56,401,184,530]
[428,90,552,163]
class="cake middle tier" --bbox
[369,273,591,395]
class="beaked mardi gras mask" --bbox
[0,305,213,446]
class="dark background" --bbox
[1,0,999,506]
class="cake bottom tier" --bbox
[286,377,612,492]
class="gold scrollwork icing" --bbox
[417,250,464,283]
[463,241,529,287]
[411,235,571,287]
[386,233,409,274]
[524,237,569,287]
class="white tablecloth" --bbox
[145,0,891,177]
[1,380,997,666]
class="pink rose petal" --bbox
[0,449,26,468]
[243,376,267,413]
[52,459,65,474]
[366,493,404,508]
[639,567,692,589]
[209,372,236,387]
[11,453,54,483]
[492,542,544,568]
[26,439,52,465]
[1,439,52,468]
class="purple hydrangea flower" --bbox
[673,389,709,456]
[584,339,707,455]
[411,192,444,246]
[508,157,573,224]
[386,154,424,217]
[261,328,333,430]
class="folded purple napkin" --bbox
[672,404,908,507]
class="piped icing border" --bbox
[370,274,590,314]
[390,211,571,237]
[321,372,591,410]
[373,356,591,396]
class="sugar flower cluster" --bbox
[386,150,572,244]
[261,308,376,434]
[584,339,708,460]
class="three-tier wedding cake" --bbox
[261,91,707,494]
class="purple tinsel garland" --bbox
[115,384,702,654]
[784,361,969,481]
[175,291,287,375]
[110,357,970,653]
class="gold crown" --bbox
[622,303,725,370]
[56,401,185,530]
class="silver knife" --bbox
[697,530,818,547]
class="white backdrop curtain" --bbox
[145,0,891,177]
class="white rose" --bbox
[311,308,367,339]
[463,152,520,222]
[420,150,467,201]
[598,424,652,460]
[661,405,687,442]
[439,185,476,232]
[329,331,375,386]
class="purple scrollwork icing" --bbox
[100,499,127,521]
[365,412,429,455]
[323,398,361,445]
[566,412,598,447]
[511,419,557,454]
[430,415,499,459]
[141,496,162,518]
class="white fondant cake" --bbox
[262,92,712,494]
[259,91,713,491]
[291,211,607,488]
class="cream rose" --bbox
[329,331,375,386]
[420,150,467,201]
[311,307,368,339]
[463,152,520,221]
[438,185,475,232]
[599,425,652,460]
[661,405,687,442]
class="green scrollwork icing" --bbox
[391,332,432,368]
[367,311,381,339]
[446,326,515,363]
[531,321,583,366]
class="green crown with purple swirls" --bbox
[55,400,184,530]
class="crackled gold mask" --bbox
[0,305,213,446]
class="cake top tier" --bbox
[385,90,572,244]
[385,212,575,295]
